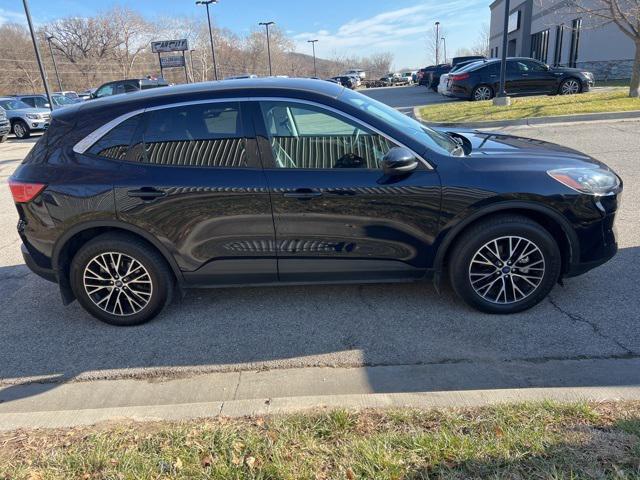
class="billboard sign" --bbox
[152,39,189,53]
[160,55,186,69]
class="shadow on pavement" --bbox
[0,246,638,405]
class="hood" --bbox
[7,107,51,116]
[441,129,607,170]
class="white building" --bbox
[489,0,635,79]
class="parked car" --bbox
[448,57,595,101]
[344,69,366,80]
[330,76,357,89]
[91,78,169,99]
[56,91,81,100]
[0,97,50,139]
[451,55,486,67]
[9,78,621,325]
[417,65,440,86]
[425,64,453,91]
[400,72,415,85]
[78,89,95,101]
[13,94,80,110]
[438,60,486,96]
[0,107,10,142]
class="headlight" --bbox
[548,167,620,195]
[25,113,40,120]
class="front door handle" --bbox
[283,189,323,200]
[128,188,167,200]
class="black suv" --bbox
[91,78,170,99]
[449,57,594,101]
[9,79,621,325]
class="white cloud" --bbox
[292,0,489,68]
[0,7,26,25]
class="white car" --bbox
[438,73,451,96]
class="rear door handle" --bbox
[283,189,323,200]
[128,188,167,200]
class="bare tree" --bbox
[109,7,154,79]
[426,25,447,65]
[555,1,640,97]
[473,23,491,57]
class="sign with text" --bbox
[152,39,189,53]
[160,55,186,69]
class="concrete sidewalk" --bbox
[2,358,640,431]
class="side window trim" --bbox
[73,96,431,169]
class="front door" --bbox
[253,100,441,283]
[86,100,278,286]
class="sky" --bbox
[0,0,490,69]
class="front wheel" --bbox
[559,78,582,95]
[448,215,561,314]
[70,233,174,326]
[12,120,30,139]
[471,85,494,101]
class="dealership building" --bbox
[489,0,635,79]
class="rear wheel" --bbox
[559,78,582,95]
[471,85,494,101]
[70,233,174,326]
[448,215,561,314]
[12,120,30,139]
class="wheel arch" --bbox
[433,201,578,284]
[53,221,184,304]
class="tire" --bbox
[70,233,174,326]
[448,215,561,314]
[12,120,30,139]
[559,78,582,95]
[471,84,494,101]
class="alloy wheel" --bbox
[474,86,492,101]
[561,79,581,95]
[468,236,545,304]
[83,252,153,316]
[13,123,25,138]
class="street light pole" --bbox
[189,49,196,82]
[494,0,511,105]
[441,37,447,64]
[196,0,219,81]
[308,39,318,77]
[21,0,53,109]
[259,21,275,76]
[46,35,63,91]
[435,21,440,64]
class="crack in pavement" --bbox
[548,295,635,356]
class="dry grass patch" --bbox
[0,401,639,479]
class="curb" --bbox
[413,108,640,129]
[1,387,640,431]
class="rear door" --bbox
[92,100,277,286]
[253,99,441,283]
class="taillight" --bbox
[451,73,470,81]
[8,180,46,203]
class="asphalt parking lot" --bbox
[0,109,638,391]
[361,85,455,114]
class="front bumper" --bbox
[25,120,49,131]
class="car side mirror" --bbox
[382,147,419,176]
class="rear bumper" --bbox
[21,243,56,283]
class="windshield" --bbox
[339,89,462,156]
[0,99,31,110]
[52,95,76,106]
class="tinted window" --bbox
[21,97,36,107]
[142,102,247,167]
[33,97,49,108]
[260,101,397,169]
[88,114,141,160]
[95,84,114,98]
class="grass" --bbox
[419,90,640,124]
[1,401,640,479]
